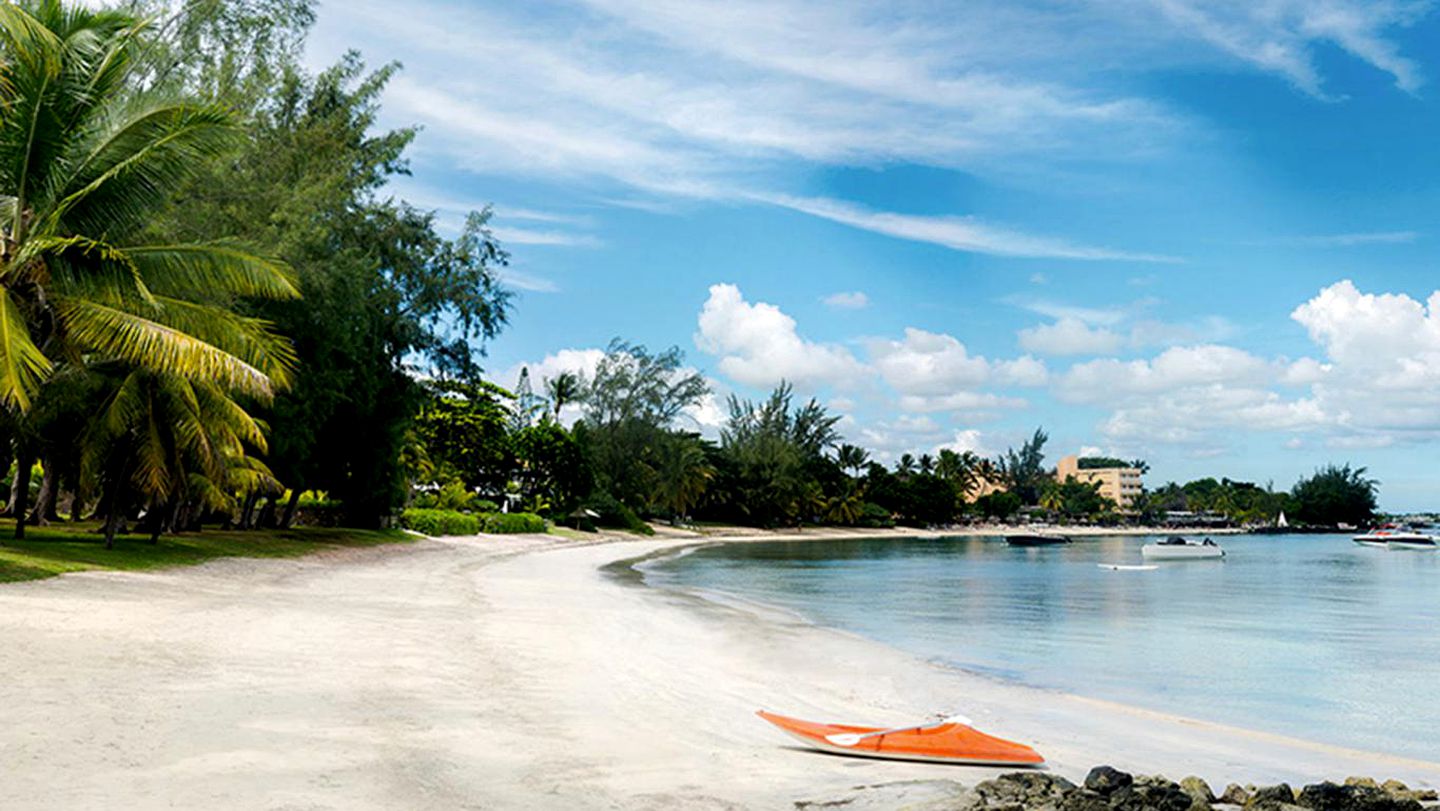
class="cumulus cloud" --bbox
[867,328,1047,410]
[695,284,866,388]
[1018,317,1124,356]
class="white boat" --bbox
[1141,537,1225,560]
[1353,524,1434,548]
[1387,537,1438,551]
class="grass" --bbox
[0,519,413,584]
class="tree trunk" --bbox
[256,496,278,529]
[279,487,302,529]
[148,502,166,544]
[237,492,258,529]
[28,461,56,526]
[69,485,85,523]
[12,450,33,540]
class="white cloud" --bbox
[765,195,1179,262]
[1018,317,1124,356]
[489,226,603,248]
[822,291,870,309]
[1142,0,1426,96]
[1255,231,1420,247]
[695,284,866,388]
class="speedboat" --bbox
[1354,524,1433,548]
[1388,537,1438,551]
[756,710,1044,766]
[1006,533,1071,547]
[1141,536,1225,560]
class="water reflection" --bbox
[650,534,1440,759]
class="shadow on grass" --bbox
[0,520,412,584]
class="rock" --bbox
[1410,789,1437,802]
[1108,781,1195,811]
[972,772,1076,810]
[1381,781,1410,796]
[1248,785,1297,809]
[1222,783,1253,806]
[1059,789,1109,811]
[1182,777,1218,803]
[1084,765,1134,795]
[1347,778,1380,791]
[1295,781,1424,811]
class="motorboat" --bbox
[1006,533,1071,547]
[1387,537,1438,551]
[756,710,1044,766]
[1140,536,1225,560]
[1354,524,1433,548]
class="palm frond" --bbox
[127,243,299,301]
[53,296,278,399]
[0,285,52,410]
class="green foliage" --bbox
[996,427,1049,505]
[400,508,480,537]
[514,420,590,512]
[856,502,895,528]
[412,479,476,511]
[650,432,714,519]
[480,512,545,534]
[718,382,840,527]
[975,491,1023,520]
[1291,464,1377,527]
[579,492,653,535]
[1039,478,1115,521]
[1076,457,1143,470]
[413,381,515,497]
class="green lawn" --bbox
[0,519,413,584]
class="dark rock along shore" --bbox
[796,766,1440,811]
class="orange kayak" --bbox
[757,710,1044,766]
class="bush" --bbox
[481,512,547,534]
[856,502,895,529]
[401,508,481,536]
[580,492,654,535]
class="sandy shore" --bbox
[0,530,1434,810]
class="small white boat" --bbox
[1141,537,1225,560]
[1354,524,1434,548]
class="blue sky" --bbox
[309,0,1440,510]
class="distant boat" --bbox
[1097,563,1158,571]
[1353,524,1432,548]
[1276,511,1289,529]
[1006,533,1071,547]
[1141,536,1225,560]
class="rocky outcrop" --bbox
[792,768,1437,811]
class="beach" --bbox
[1,531,1436,810]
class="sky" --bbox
[307,0,1440,510]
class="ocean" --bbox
[644,533,1440,760]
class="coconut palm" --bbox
[86,369,277,546]
[896,453,916,476]
[651,433,713,521]
[544,371,580,421]
[835,443,869,477]
[0,3,298,414]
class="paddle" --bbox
[824,713,975,747]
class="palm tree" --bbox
[0,4,297,536]
[86,370,277,547]
[896,453,916,476]
[918,453,935,475]
[835,443,869,477]
[651,434,713,521]
[1038,481,1064,515]
[544,371,581,421]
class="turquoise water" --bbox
[645,534,1440,760]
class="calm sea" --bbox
[644,534,1440,760]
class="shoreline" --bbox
[0,530,1433,809]
[604,535,1440,777]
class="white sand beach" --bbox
[1,531,1436,810]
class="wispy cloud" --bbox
[764,195,1181,262]
[1247,230,1420,247]
[497,268,560,293]
[490,227,603,248]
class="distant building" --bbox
[1056,455,1144,509]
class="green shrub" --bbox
[480,512,547,534]
[580,492,654,535]
[856,502,895,529]
[401,508,481,536]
